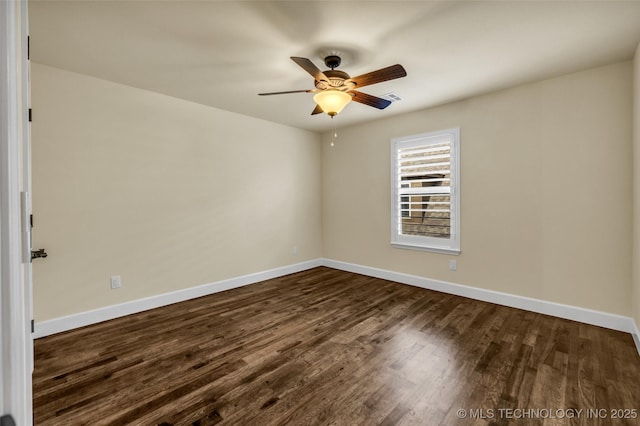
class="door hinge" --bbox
[28,108,32,122]
[31,319,35,333]
[27,35,30,60]
[30,214,33,228]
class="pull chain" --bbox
[331,120,337,147]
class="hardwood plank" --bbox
[33,267,640,425]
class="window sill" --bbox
[391,242,460,256]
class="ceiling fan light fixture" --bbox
[313,90,352,117]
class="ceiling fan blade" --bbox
[291,57,330,83]
[311,104,323,115]
[348,64,407,88]
[258,89,313,96]
[350,91,392,109]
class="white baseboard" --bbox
[33,259,323,338]
[323,259,638,335]
[632,320,640,357]
[35,257,640,359]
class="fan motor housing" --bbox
[315,70,353,90]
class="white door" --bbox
[20,0,34,378]
[1,0,34,424]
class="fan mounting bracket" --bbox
[324,55,342,70]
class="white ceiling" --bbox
[29,1,640,133]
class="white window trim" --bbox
[390,128,461,255]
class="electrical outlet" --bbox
[449,260,457,271]
[110,275,121,289]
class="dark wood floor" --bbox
[33,267,639,425]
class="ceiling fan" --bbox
[259,55,407,117]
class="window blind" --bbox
[397,141,451,239]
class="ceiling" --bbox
[29,1,640,133]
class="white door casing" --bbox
[1,0,33,424]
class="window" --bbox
[391,128,460,254]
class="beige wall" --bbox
[634,43,640,330]
[31,63,322,321]
[32,60,636,323]
[323,62,633,316]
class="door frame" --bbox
[1,0,33,424]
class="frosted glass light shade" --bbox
[313,91,352,116]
